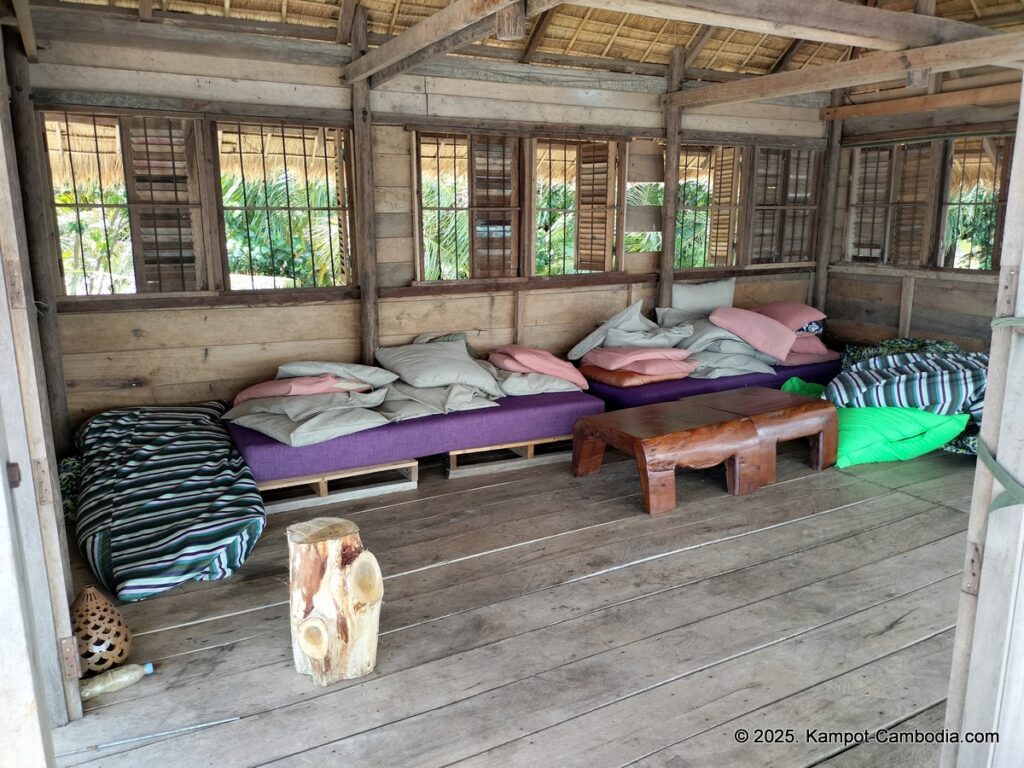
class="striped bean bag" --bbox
[825,352,989,422]
[73,402,265,602]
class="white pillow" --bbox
[566,301,657,361]
[276,361,398,389]
[671,277,736,315]
[375,341,503,398]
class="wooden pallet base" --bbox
[445,435,573,479]
[257,460,419,514]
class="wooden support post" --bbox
[0,405,54,767]
[941,77,1024,768]
[3,32,71,457]
[287,518,383,685]
[897,276,915,337]
[658,47,685,308]
[0,32,79,727]
[813,89,843,311]
[351,7,379,365]
[496,1,526,40]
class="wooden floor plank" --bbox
[451,604,954,768]
[62,531,963,767]
[83,496,959,718]
[815,703,946,767]
[628,633,952,767]
[52,452,974,768]
[270,577,961,768]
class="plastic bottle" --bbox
[79,662,154,700]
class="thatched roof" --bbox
[57,0,1024,76]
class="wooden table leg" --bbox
[809,414,839,470]
[757,440,778,485]
[637,451,677,515]
[724,447,768,496]
[572,428,607,477]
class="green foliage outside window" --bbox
[944,186,999,270]
[55,185,134,295]
[624,181,715,268]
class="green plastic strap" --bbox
[978,440,1024,511]
[982,315,1024,509]
[991,316,1024,329]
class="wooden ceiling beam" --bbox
[665,32,1024,109]
[820,81,1021,120]
[368,14,495,87]
[520,8,554,63]
[10,0,36,60]
[336,0,357,44]
[341,0,518,83]
[526,0,995,51]
[496,0,525,41]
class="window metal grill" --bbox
[941,136,1011,271]
[43,111,205,295]
[417,132,521,280]
[217,122,352,289]
[535,139,580,275]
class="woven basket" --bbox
[70,586,132,675]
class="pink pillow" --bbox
[753,302,826,332]
[582,346,692,372]
[779,349,841,366]
[709,307,797,362]
[790,335,831,356]
[489,345,588,389]
[234,374,369,406]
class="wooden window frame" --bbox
[40,106,357,305]
[748,146,823,266]
[413,129,628,284]
[844,137,1010,272]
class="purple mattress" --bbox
[586,359,842,411]
[227,391,605,483]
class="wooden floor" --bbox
[52,444,976,768]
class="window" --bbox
[217,122,353,289]
[845,137,1011,270]
[415,132,623,281]
[45,111,202,295]
[417,132,519,280]
[674,145,743,268]
[43,110,354,296]
[942,137,1011,270]
[750,148,821,264]
[535,139,621,275]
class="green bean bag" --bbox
[835,407,969,468]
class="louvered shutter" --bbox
[574,141,617,272]
[469,135,518,278]
[708,146,740,266]
[121,116,204,291]
[848,147,892,262]
[889,143,933,267]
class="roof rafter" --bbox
[520,8,554,63]
[665,31,1024,110]
[526,0,996,52]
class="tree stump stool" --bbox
[287,517,383,686]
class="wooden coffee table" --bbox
[572,387,837,515]
[681,387,838,485]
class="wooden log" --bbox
[287,518,383,686]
